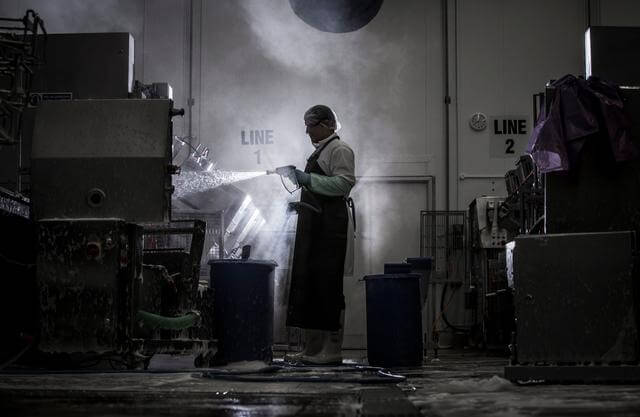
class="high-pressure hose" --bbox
[440,283,470,333]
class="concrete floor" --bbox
[2,351,640,416]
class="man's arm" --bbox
[309,174,353,196]
[308,146,355,197]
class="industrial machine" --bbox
[467,196,517,350]
[28,97,216,367]
[502,154,544,235]
[0,19,222,369]
[505,26,640,382]
[505,231,640,382]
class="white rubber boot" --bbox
[286,328,323,363]
[300,311,344,365]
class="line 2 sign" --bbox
[489,116,529,158]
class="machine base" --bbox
[505,365,640,383]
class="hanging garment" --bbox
[527,74,636,173]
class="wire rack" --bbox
[420,210,467,282]
[143,210,224,278]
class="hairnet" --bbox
[304,104,341,131]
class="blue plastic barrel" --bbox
[209,259,277,364]
[364,273,423,367]
[383,263,412,274]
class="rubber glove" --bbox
[294,169,311,186]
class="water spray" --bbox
[173,169,266,198]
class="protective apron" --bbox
[287,136,348,331]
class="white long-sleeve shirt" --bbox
[307,133,355,197]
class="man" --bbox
[286,104,355,365]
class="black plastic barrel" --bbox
[209,259,277,364]
[383,263,412,274]
[364,273,423,367]
[406,257,433,304]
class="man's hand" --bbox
[288,202,299,213]
[294,169,311,186]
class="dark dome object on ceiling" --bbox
[289,0,384,33]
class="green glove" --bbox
[294,169,311,186]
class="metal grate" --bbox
[420,210,467,282]
[0,186,29,218]
[143,210,224,278]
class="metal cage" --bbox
[420,210,467,283]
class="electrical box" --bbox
[30,33,134,100]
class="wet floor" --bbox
[2,351,640,416]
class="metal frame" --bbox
[0,10,46,193]
[419,210,467,283]
[172,209,225,275]
[419,210,468,353]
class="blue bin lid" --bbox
[405,257,432,268]
[384,262,410,268]
[363,273,422,280]
[208,259,278,268]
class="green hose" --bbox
[136,310,200,330]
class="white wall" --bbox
[452,0,586,209]
[451,0,640,209]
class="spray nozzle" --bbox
[267,165,300,193]
[266,165,296,177]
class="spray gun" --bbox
[266,165,300,193]
[266,165,296,180]
[267,165,322,214]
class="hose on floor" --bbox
[136,310,200,330]
[440,283,472,333]
[201,364,406,384]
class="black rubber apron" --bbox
[287,136,348,331]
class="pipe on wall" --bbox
[187,0,194,142]
[442,0,458,211]
[442,0,450,211]
[357,175,436,213]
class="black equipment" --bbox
[506,26,640,382]
[586,26,640,86]
[505,231,640,383]
[30,99,175,223]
